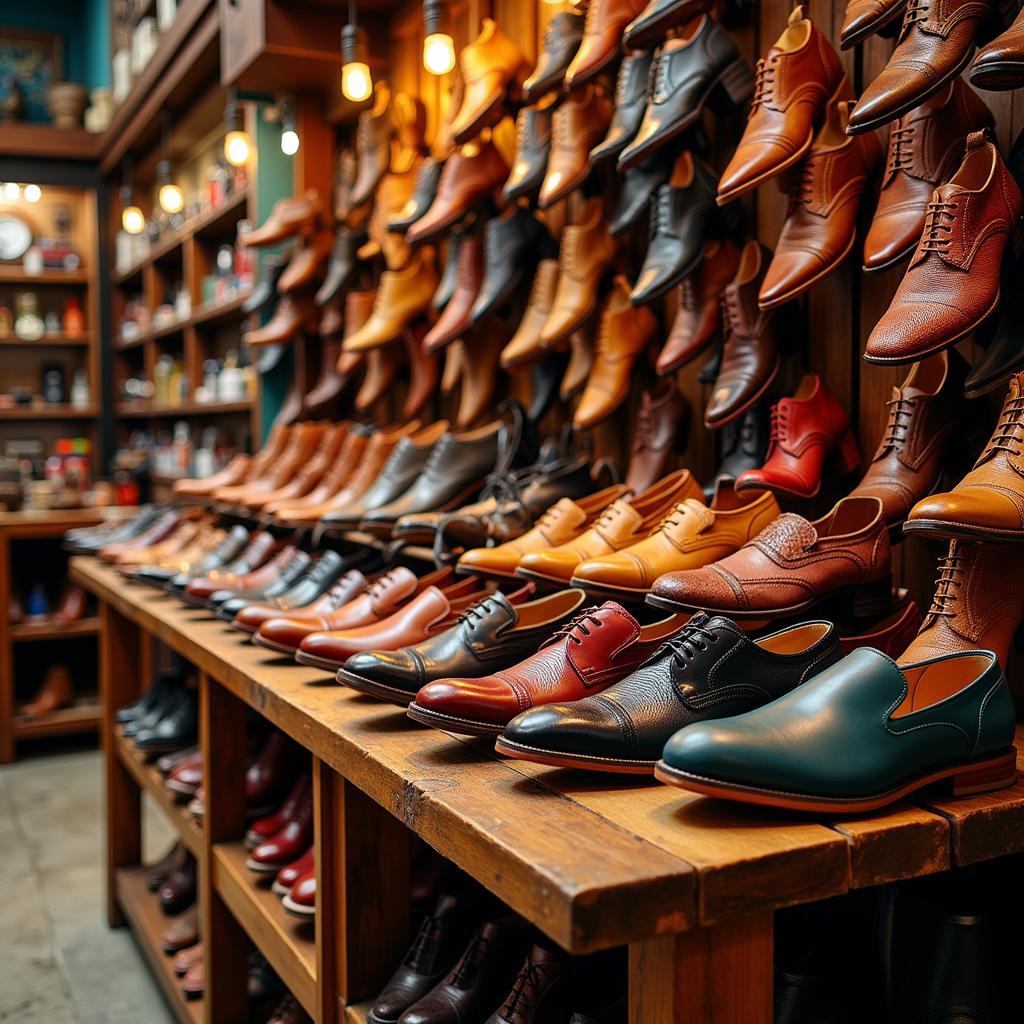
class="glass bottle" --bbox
[14,293,44,340]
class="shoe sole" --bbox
[495,736,656,774]
[406,703,506,737]
[862,238,917,275]
[838,0,906,50]
[245,857,286,873]
[251,633,304,656]
[271,878,292,897]
[653,748,1019,813]
[336,668,416,707]
[567,575,654,603]
[902,518,1024,542]
[970,61,1024,90]
[282,894,316,918]
[294,649,347,672]
[513,566,577,590]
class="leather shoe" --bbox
[343,254,438,353]
[538,85,612,209]
[523,11,586,102]
[625,382,691,493]
[565,0,647,89]
[503,103,553,202]
[625,0,714,48]
[840,0,907,48]
[471,207,551,325]
[590,53,653,165]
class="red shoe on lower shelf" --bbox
[282,868,316,919]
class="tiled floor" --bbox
[0,745,176,1024]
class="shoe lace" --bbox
[901,0,930,31]
[457,595,499,629]
[324,572,361,609]
[423,436,452,478]
[404,914,442,971]
[451,933,491,988]
[549,607,605,646]
[919,199,958,254]
[769,401,791,447]
[615,59,635,105]
[649,52,672,103]
[881,393,917,450]
[795,155,819,206]
[658,498,711,535]
[886,123,916,176]
[583,0,603,34]
[501,959,548,1021]
[751,56,777,110]
[364,570,400,601]
[649,187,674,240]
[928,548,964,618]
[719,289,741,338]
[662,618,719,666]
[985,392,1024,458]
[553,106,571,149]
[680,275,698,311]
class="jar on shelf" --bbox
[70,369,91,409]
[14,293,44,340]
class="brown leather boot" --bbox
[20,664,73,716]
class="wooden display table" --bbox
[72,556,1024,1024]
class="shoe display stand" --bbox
[74,554,1024,1024]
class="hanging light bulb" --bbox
[341,4,373,104]
[224,90,251,168]
[23,184,41,203]
[157,113,184,215]
[423,0,456,75]
[119,161,145,234]
[280,98,299,156]
[2,182,20,202]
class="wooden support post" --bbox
[200,670,250,1024]
[629,913,774,1024]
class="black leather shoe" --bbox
[618,17,753,171]
[315,228,364,306]
[697,344,722,384]
[471,207,552,325]
[432,222,474,315]
[133,687,199,754]
[389,157,445,234]
[630,152,725,306]
[496,613,841,773]
[116,666,188,724]
[965,257,1024,398]
[122,675,187,739]
[484,944,573,1024]
[522,10,586,103]
[339,588,584,705]
[504,105,553,202]
[610,151,671,237]
[212,551,313,619]
[624,0,713,49]
[590,53,653,165]
[705,404,768,500]
[222,550,349,623]
[243,253,291,315]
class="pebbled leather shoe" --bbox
[704,241,779,429]
[625,381,690,493]
[389,157,445,234]
[648,495,893,620]
[706,405,769,498]
[972,4,1024,88]
[343,254,438,353]
[240,191,322,247]
[841,0,907,49]
[863,79,994,274]
[501,260,560,369]
[590,53,653,165]
[851,351,966,538]
[619,16,753,170]
[759,97,881,308]
[497,614,840,773]
[339,588,586,706]
[539,85,612,209]
[571,482,779,601]
[565,0,647,89]
[866,131,1022,365]
[611,150,672,236]
[408,601,690,735]
[657,239,740,374]
[423,231,483,353]
[523,11,586,103]
[504,103,553,203]
[625,0,714,49]
[472,207,551,325]
[718,6,844,204]
[735,373,860,499]
[574,276,657,430]
[631,151,728,306]
[656,647,1017,813]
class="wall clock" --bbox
[0,214,32,261]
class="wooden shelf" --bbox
[116,400,253,419]
[212,841,317,1016]
[0,123,101,161]
[0,332,90,346]
[0,405,98,420]
[191,293,252,328]
[0,267,89,284]
[346,1003,371,1024]
[115,727,204,857]
[11,617,101,641]
[12,700,100,740]
[114,866,203,1024]
[191,190,249,240]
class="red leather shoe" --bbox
[246,775,311,850]
[406,601,690,736]
[165,749,203,798]
[246,785,313,873]
[735,373,860,499]
[282,868,316,918]
[272,846,314,897]
[246,733,296,816]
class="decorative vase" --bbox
[48,82,88,130]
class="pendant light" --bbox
[120,158,145,235]
[423,0,456,76]
[341,0,372,103]
[224,89,251,168]
[157,112,184,214]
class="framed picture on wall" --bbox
[0,27,63,123]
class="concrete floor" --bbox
[0,745,177,1024]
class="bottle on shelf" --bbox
[14,293,44,340]
[63,296,85,337]
[70,369,91,409]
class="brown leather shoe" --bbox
[450,19,528,145]
[240,191,322,247]
[342,254,438,353]
[863,78,995,273]
[759,96,881,308]
[565,0,647,88]
[717,6,844,204]
[573,275,656,430]
[972,5,1024,88]
[351,83,396,208]
[539,197,616,348]
[898,540,1024,668]
[455,329,505,428]
[19,664,73,716]
[278,233,333,294]
[406,138,509,245]
[501,259,560,370]
[848,0,994,133]
[256,425,348,512]
[704,241,779,429]
[906,371,1024,540]
[648,495,893,620]
[538,85,612,210]
[556,325,593,402]
[657,239,740,375]
[865,130,1023,365]
[403,323,441,419]
[423,230,483,353]
[355,344,404,411]
[625,382,690,493]
[840,0,907,48]
[335,289,375,371]
[851,350,966,538]
[243,293,315,346]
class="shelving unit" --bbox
[11,617,102,641]
[12,700,102,740]
[2,405,99,420]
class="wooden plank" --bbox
[11,617,102,641]
[12,701,101,740]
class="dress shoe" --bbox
[851,351,966,538]
[173,456,251,500]
[538,85,612,209]
[209,550,313,615]
[718,6,844,204]
[404,324,441,420]
[159,847,197,915]
[504,103,553,202]
[484,944,574,1024]
[183,543,288,608]
[389,157,445,234]
[706,405,769,498]
[657,239,739,374]
[632,151,731,306]
[625,381,690,493]
[501,259,560,369]
[619,16,753,170]
[244,253,290,315]
[352,83,397,208]
[450,19,528,145]
[565,0,647,89]
[972,4,1024,88]
[590,53,652,166]
[409,600,689,735]
[866,131,1022,364]
[518,469,703,587]
[134,687,199,754]
[355,344,404,411]
[863,79,994,273]
[177,530,277,601]
[649,495,892,620]
[497,614,840,773]
[236,566,370,633]
[165,749,203,798]
[231,551,351,625]
[656,647,1016,813]
[343,254,438,353]
[340,588,586,706]
[272,846,314,894]
[407,139,509,245]
[735,373,859,499]
[432,224,471,314]
[423,231,483,353]
[278,232,332,294]
[840,589,922,658]
[281,868,315,918]
[611,150,672,236]
[123,675,187,739]
[117,665,187,724]
[849,0,994,134]
[243,293,315,346]
[315,227,363,306]
[539,198,616,348]
[559,324,595,401]
[147,843,181,891]
[19,664,73,716]
[571,482,778,600]
[100,509,183,561]
[161,905,199,954]
[759,98,881,308]
[174,943,203,980]
[471,207,551,325]
[524,11,586,102]
[704,242,779,429]
[240,191,322,247]
[625,0,714,48]
[246,784,312,872]
[840,0,907,48]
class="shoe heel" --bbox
[948,751,1018,797]
[709,58,755,113]
[829,430,862,476]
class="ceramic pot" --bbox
[48,82,88,130]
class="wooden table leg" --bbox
[101,601,143,927]
[629,913,774,1024]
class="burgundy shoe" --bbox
[246,786,313,873]
[272,847,314,897]
[246,775,311,849]
[282,869,316,918]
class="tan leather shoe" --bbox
[570,482,778,600]
[369,157,422,270]
[174,454,250,498]
[457,484,630,581]
[717,6,844,204]
[342,254,438,353]
[253,425,349,512]
[243,293,315,346]
[277,233,333,294]
[972,5,1024,88]
[501,259,560,370]
[355,344,404,411]
[455,329,504,428]
[517,469,704,586]
[840,0,906,49]
[215,424,328,504]
[573,275,657,431]
[450,19,529,146]
[335,289,376,370]
[565,0,648,88]
[560,323,596,401]
[240,191,322,247]
[538,85,613,210]
[539,197,616,348]
[20,665,73,716]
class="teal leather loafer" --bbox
[655,647,1018,813]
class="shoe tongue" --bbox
[759,513,817,555]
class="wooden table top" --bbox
[72,556,1024,952]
